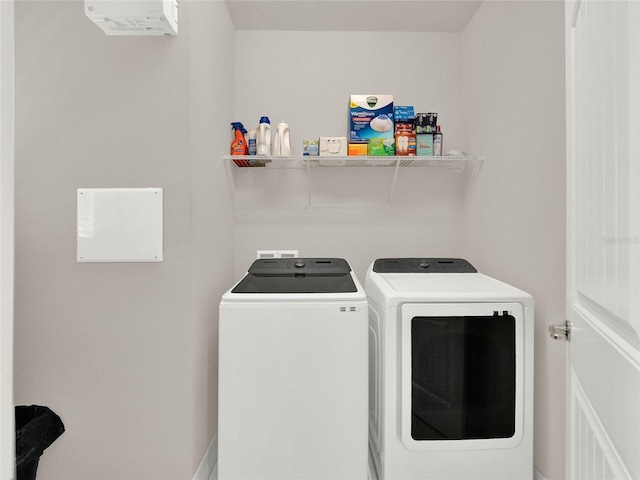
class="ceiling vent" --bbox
[84,0,178,36]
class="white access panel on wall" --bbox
[77,188,163,263]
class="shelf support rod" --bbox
[306,160,312,210]
[388,157,401,207]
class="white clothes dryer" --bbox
[218,258,368,480]
[365,258,534,480]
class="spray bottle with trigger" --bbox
[230,122,249,166]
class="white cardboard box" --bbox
[319,137,348,156]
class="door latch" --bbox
[549,320,571,341]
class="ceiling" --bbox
[225,0,484,33]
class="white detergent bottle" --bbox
[256,116,271,156]
[273,122,291,156]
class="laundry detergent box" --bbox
[349,95,394,144]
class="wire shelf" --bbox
[224,155,483,170]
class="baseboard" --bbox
[534,467,548,480]
[193,434,217,480]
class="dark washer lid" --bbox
[232,258,357,293]
[373,258,477,273]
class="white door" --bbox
[565,1,640,479]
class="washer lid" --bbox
[373,258,477,273]
[231,258,357,293]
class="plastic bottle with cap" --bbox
[230,122,249,166]
[273,122,291,156]
[256,116,272,156]
[433,125,443,156]
[247,129,257,156]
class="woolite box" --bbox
[349,95,394,143]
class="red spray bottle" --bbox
[231,122,249,166]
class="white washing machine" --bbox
[366,258,534,480]
[218,258,369,480]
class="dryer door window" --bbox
[410,314,515,440]
[400,303,524,450]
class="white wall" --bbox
[235,31,467,157]
[189,0,236,452]
[14,2,235,478]
[462,2,566,479]
[0,1,15,478]
[233,31,470,280]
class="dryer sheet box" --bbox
[349,94,394,144]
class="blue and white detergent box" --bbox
[349,95,394,143]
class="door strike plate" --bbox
[549,320,571,341]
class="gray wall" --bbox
[14,1,234,478]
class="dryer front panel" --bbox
[400,302,524,451]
